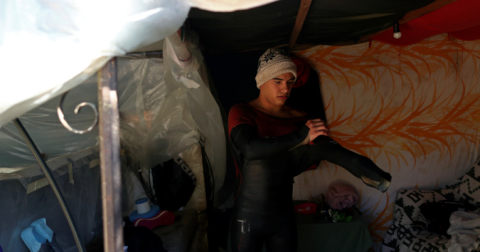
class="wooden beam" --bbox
[289,0,313,49]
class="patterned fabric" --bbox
[381,157,480,252]
[446,158,480,205]
[382,190,450,252]
[258,48,289,68]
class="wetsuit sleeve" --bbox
[289,137,392,188]
[230,124,310,160]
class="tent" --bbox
[1,1,278,251]
[1,0,480,251]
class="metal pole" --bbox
[97,58,124,252]
[13,119,85,252]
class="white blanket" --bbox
[447,211,480,252]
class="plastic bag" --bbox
[152,156,196,211]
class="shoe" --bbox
[361,173,391,193]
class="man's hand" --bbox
[305,119,329,141]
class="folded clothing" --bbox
[447,211,480,252]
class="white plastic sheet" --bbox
[0,0,280,129]
[0,82,99,170]
[119,34,226,197]
[163,34,227,199]
[0,35,226,202]
[0,39,227,250]
[190,0,278,12]
[0,0,190,127]
[0,150,103,252]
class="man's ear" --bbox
[259,83,265,91]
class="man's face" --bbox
[260,72,295,106]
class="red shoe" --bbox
[134,211,175,230]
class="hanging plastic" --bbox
[0,0,190,127]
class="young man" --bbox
[228,48,391,252]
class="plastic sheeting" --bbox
[117,53,201,171]
[181,144,207,211]
[124,144,208,215]
[0,150,103,252]
[0,34,226,199]
[119,35,226,198]
[0,0,281,129]
[0,36,227,250]
[190,0,277,12]
[0,0,191,127]
[164,36,226,191]
[0,82,99,170]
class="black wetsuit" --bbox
[228,103,391,252]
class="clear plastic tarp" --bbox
[119,34,226,195]
[0,0,191,127]
[0,0,278,128]
[0,149,103,252]
[0,34,226,251]
[0,0,278,251]
[0,33,226,190]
